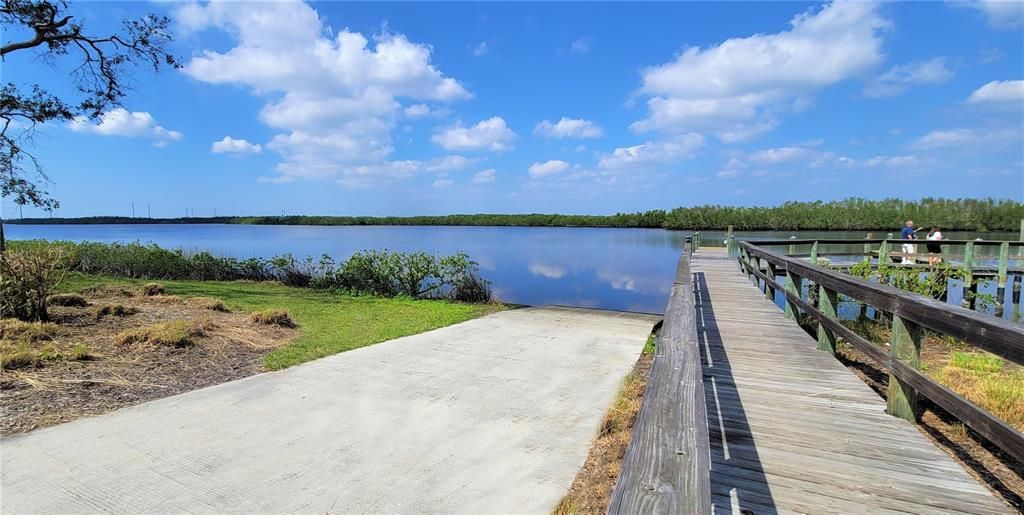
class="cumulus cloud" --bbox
[68,108,183,146]
[862,58,954,97]
[472,41,489,56]
[960,0,1024,28]
[529,263,567,279]
[403,103,432,117]
[425,155,480,172]
[967,80,1024,103]
[211,136,262,154]
[176,0,470,185]
[909,127,1021,150]
[431,116,516,151]
[598,133,705,170]
[534,117,603,139]
[433,179,454,189]
[528,159,571,178]
[748,146,810,164]
[631,1,887,141]
[472,168,496,184]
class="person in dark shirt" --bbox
[900,220,918,264]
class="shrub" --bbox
[0,244,72,321]
[249,309,296,327]
[0,319,63,341]
[141,283,165,296]
[47,293,89,307]
[116,319,211,347]
[93,304,138,321]
[187,297,229,312]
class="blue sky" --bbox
[4,0,1023,218]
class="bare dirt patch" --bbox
[554,347,654,515]
[1,290,297,436]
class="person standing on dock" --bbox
[900,220,919,264]
[926,226,943,265]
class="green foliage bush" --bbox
[7,241,492,302]
[1,245,72,321]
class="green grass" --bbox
[948,351,1004,374]
[60,273,504,370]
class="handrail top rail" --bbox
[740,238,1024,246]
[738,241,1024,365]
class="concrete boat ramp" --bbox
[1,306,657,514]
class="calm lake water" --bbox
[6,224,1020,315]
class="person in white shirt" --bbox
[926,226,943,265]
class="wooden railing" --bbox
[744,237,1024,316]
[737,240,1024,464]
[609,249,711,514]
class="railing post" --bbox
[816,285,838,354]
[878,239,890,266]
[1019,219,1023,257]
[962,241,974,309]
[726,225,735,257]
[788,236,796,256]
[997,241,1009,317]
[864,233,872,261]
[886,315,922,422]
[785,270,802,320]
[765,261,777,301]
[810,241,819,265]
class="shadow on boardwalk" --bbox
[695,271,778,514]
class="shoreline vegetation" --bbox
[7,198,1024,231]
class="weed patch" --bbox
[46,293,88,307]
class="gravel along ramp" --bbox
[1,306,658,514]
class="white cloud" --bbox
[598,133,705,170]
[472,41,489,56]
[570,38,592,54]
[431,116,516,151]
[403,103,431,117]
[748,146,810,164]
[575,145,587,153]
[908,127,1022,151]
[176,1,470,184]
[961,0,1024,28]
[433,179,454,189]
[632,1,887,141]
[68,108,183,146]
[425,155,480,172]
[472,168,496,184]
[336,160,423,188]
[967,80,1024,103]
[862,58,953,97]
[534,117,604,139]
[211,136,262,154]
[528,159,571,178]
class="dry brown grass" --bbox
[141,283,165,296]
[249,309,296,327]
[46,293,89,307]
[116,319,212,348]
[80,284,136,297]
[93,304,139,321]
[554,340,654,515]
[0,319,63,341]
[187,297,229,312]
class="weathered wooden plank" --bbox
[609,251,711,514]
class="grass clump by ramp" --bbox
[62,273,504,371]
[935,352,1023,430]
[46,293,89,307]
[0,319,63,341]
[187,297,229,312]
[141,283,165,296]
[93,304,138,321]
[116,319,211,348]
[249,309,296,327]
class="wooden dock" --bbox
[691,249,1009,514]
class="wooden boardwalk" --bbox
[691,250,1009,514]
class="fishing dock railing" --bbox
[737,240,1024,464]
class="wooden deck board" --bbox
[691,251,1009,514]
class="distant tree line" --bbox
[8,198,1023,231]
